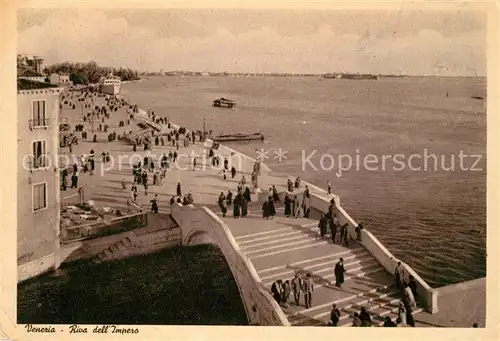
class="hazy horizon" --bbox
[17,8,486,76]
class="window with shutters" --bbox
[32,182,47,211]
[32,140,47,169]
[30,100,48,129]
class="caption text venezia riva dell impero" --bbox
[25,324,140,334]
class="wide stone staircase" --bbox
[220,201,423,326]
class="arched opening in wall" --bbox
[17,244,248,325]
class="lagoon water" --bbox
[122,76,486,287]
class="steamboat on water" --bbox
[99,73,121,95]
[212,132,264,142]
[213,97,236,108]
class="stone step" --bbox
[263,261,384,288]
[340,308,424,327]
[258,248,369,279]
[288,283,396,326]
[260,254,376,284]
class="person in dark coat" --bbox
[408,275,419,304]
[243,187,252,202]
[284,193,291,217]
[262,200,270,219]
[176,182,182,196]
[233,193,241,218]
[271,280,283,303]
[383,316,397,327]
[340,223,349,246]
[330,304,341,326]
[241,196,248,217]
[231,166,236,179]
[150,194,159,213]
[355,222,364,241]
[405,303,415,326]
[318,214,328,240]
[226,190,233,206]
[291,195,297,217]
[170,196,175,206]
[268,197,276,218]
[71,172,78,188]
[218,192,227,217]
[224,158,229,171]
[334,258,346,288]
[282,280,291,308]
[330,214,339,243]
[272,185,280,203]
[359,307,372,327]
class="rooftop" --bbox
[17,66,45,78]
[17,78,58,91]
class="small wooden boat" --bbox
[212,132,264,142]
[213,97,236,108]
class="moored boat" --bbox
[99,73,121,95]
[212,132,264,142]
[213,97,236,108]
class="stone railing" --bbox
[62,212,148,243]
[171,203,290,326]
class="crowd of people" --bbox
[269,258,420,327]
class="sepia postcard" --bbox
[0,0,498,340]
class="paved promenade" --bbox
[59,90,483,328]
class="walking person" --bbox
[327,181,332,195]
[359,307,372,327]
[218,192,227,217]
[268,196,276,219]
[330,214,339,243]
[394,262,405,290]
[284,193,291,217]
[334,258,346,288]
[150,194,158,213]
[355,222,364,241]
[408,275,419,305]
[302,273,314,309]
[177,182,182,196]
[329,304,341,326]
[71,172,78,188]
[291,274,302,306]
[318,213,328,240]
[352,312,362,327]
[262,199,270,219]
[397,302,407,326]
[340,223,349,246]
[404,283,417,310]
[282,280,291,308]
[271,280,283,304]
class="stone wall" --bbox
[62,212,148,242]
[171,203,290,326]
[17,252,55,283]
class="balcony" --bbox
[29,118,49,130]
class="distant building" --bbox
[17,54,45,75]
[49,73,71,85]
[17,78,62,283]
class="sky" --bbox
[17,8,486,76]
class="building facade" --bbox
[17,79,62,282]
[49,73,71,85]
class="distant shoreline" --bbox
[140,73,485,79]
